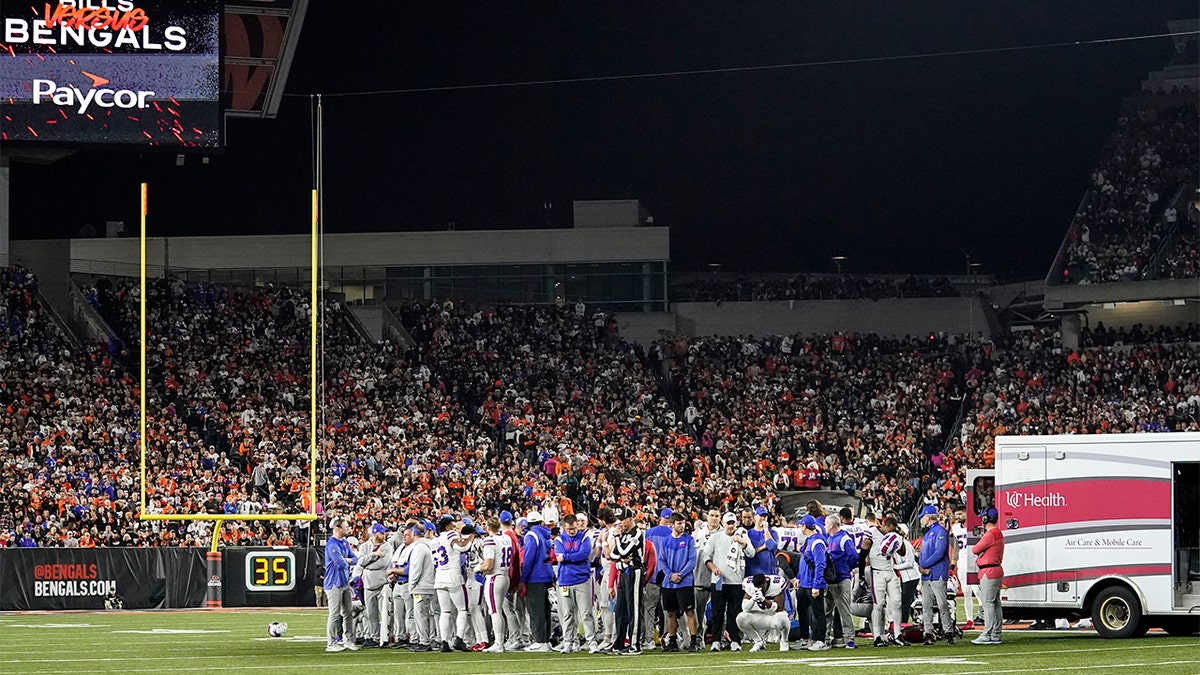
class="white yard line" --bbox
[922,660,1200,675]
[7,636,1200,673]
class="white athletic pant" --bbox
[390,584,412,641]
[558,582,597,646]
[736,611,790,643]
[484,575,511,646]
[956,563,977,620]
[871,569,903,639]
[465,578,489,645]
[377,587,391,644]
[436,585,470,644]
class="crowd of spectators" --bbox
[1060,103,1199,284]
[672,274,960,303]
[4,271,1200,548]
[958,328,1200,488]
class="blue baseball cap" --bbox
[799,515,818,529]
[517,518,529,528]
[369,523,388,535]
[982,507,999,522]
[660,508,673,519]
[462,516,473,527]
[754,506,769,516]
[920,505,939,518]
[499,510,514,524]
[422,520,436,532]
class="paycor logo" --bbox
[1005,491,1066,509]
[32,75,154,115]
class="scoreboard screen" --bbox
[0,0,222,148]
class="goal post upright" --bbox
[310,187,318,520]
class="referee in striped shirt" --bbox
[608,508,646,655]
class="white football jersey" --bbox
[841,521,868,550]
[951,523,969,552]
[776,526,805,552]
[865,525,894,572]
[432,531,467,587]
[481,534,513,576]
[742,573,788,611]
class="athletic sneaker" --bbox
[749,641,766,653]
[778,639,789,652]
[830,638,845,648]
[587,641,601,654]
[873,637,888,648]
[453,638,470,652]
[795,639,811,649]
[894,636,911,647]
[963,620,976,630]
[524,642,552,653]
[845,639,858,649]
[661,640,679,653]
[468,642,488,652]
[503,641,522,651]
[406,643,432,652]
[439,641,452,653]
[344,642,360,651]
[484,643,505,653]
[688,637,701,653]
[971,636,1002,645]
[710,640,722,652]
[325,644,347,652]
[923,633,938,646]
[619,647,642,656]
[946,635,956,645]
[808,641,831,651]
[728,641,741,651]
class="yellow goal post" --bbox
[136,185,322,559]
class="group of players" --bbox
[322,500,999,655]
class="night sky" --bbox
[8,1,1197,280]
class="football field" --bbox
[2,609,1199,675]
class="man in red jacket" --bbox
[970,508,1004,645]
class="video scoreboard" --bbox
[1,0,222,148]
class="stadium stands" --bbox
[1059,103,1199,284]
[5,270,1197,549]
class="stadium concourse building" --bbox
[6,197,1197,349]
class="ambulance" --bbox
[964,433,1200,638]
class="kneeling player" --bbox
[736,573,791,653]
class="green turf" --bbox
[1,610,1198,675]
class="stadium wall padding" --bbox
[0,547,320,611]
[0,547,207,610]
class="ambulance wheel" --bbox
[1092,586,1144,639]
[1161,617,1200,637]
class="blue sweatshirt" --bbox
[797,532,827,590]
[825,528,855,582]
[521,525,555,584]
[657,533,696,589]
[919,522,951,581]
[324,536,358,590]
[745,527,779,576]
[553,530,593,587]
